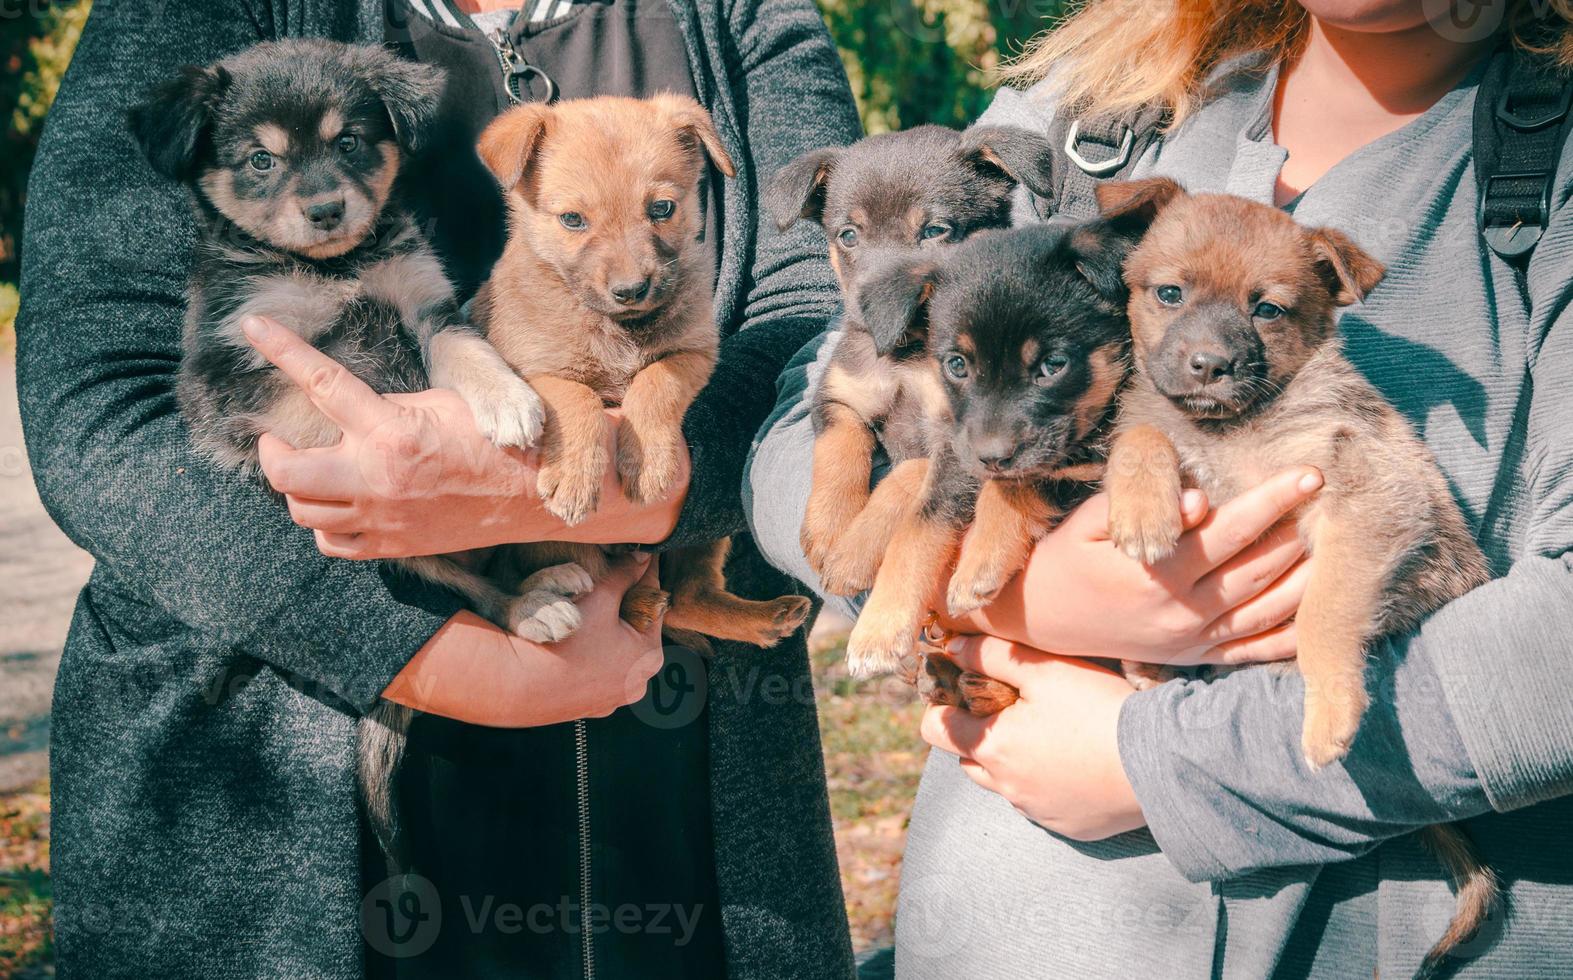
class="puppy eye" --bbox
[1035,354,1070,385]
[1156,285,1183,306]
[559,212,587,231]
[944,355,969,381]
[1254,301,1284,320]
[837,227,858,248]
[648,199,677,222]
[249,150,275,173]
[920,222,953,242]
[337,134,360,154]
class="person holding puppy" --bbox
[17,0,860,977]
[750,0,1573,975]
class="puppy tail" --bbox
[359,702,415,871]
[1417,823,1499,977]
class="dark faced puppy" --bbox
[131,39,548,871]
[842,219,1147,685]
[771,125,1058,593]
[1100,179,1495,965]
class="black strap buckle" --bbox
[1496,84,1573,131]
[1480,170,1553,258]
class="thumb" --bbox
[601,552,656,595]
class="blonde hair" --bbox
[1000,0,1573,127]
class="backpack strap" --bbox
[1474,44,1573,263]
[1041,103,1168,220]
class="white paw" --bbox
[508,590,584,643]
[519,562,595,599]
[465,373,545,449]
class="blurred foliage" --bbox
[3,0,92,344]
[816,0,1068,134]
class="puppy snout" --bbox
[610,276,653,305]
[305,199,346,231]
[971,435,1020,474]
[1187,350,1236,385]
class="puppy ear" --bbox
[128,64,231,181]
[477,103,552,198]
[1095,177,1183,229]
[656,94,737,181]
[960,125,1056,199]
[856,256,938,356]
[766,147,840,231]
[1308,227,1385,306]
[361,52,446,154]
[1067,220,1138,305]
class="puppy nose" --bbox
[610,277,653,305]
[1188,351,1236,384]
[305,200,345,231]
[972,437,1019,474]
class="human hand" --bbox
[242,316,688,558]
[920,634,1144,840]
[942,467,1323,669]
[383,555,666,727]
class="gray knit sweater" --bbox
[17,1,860,976]
[748,56,1573,978]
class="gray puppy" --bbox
[130,39,544,867]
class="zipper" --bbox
[486,28,558,106]
[574,718,594,980]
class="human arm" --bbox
[13,0,459,713]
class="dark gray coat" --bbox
[16,1,861,976]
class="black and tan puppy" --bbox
[470,94,811,649]
[130,39,551,868]
[767,125,1058,595]
[842,218,1146,697]
[1099,178,1495,965]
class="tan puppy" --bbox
[1100,177,1495,967]
[472,94,810,648]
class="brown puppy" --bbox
[765,126,1058,595]
[1100,177,1495,966]
[472,94,810,648]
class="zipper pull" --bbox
[488,28,558,107]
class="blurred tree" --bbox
[816,0,1068,134]
[3,1,91,290]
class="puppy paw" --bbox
[945,561,1009,619]
[1301,679,1368,771]
[1121,660,1175,691]
[520,562,596,599]
[508,591,584,643]
[620,585,671,633]
[845,609,919,679]
[615,419,683,505]
[756,595,812,645]
[537,454,604,526]
[817,540,881,597]
[1108,492,1182,564]
[800,498,856,575]
[460,372,545,449]
[958,671,1019,716]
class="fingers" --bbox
[1190,521,1306,616]
[1198,620,1299,667]
[919,703,996,761]
[315,530,374,560]
[603,552,656,594]
[943,634,1043,691]
[242,316,389,433]
[1173,467,1321,578]
[1199,557,1311,644]
[258,434,361,501]
[285,496,360,534]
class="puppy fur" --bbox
[471,94,810,648]
[843,219,1145,701]
[767,125,1059,595]
[1099,178,1495,964]
[129,39,553,868]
